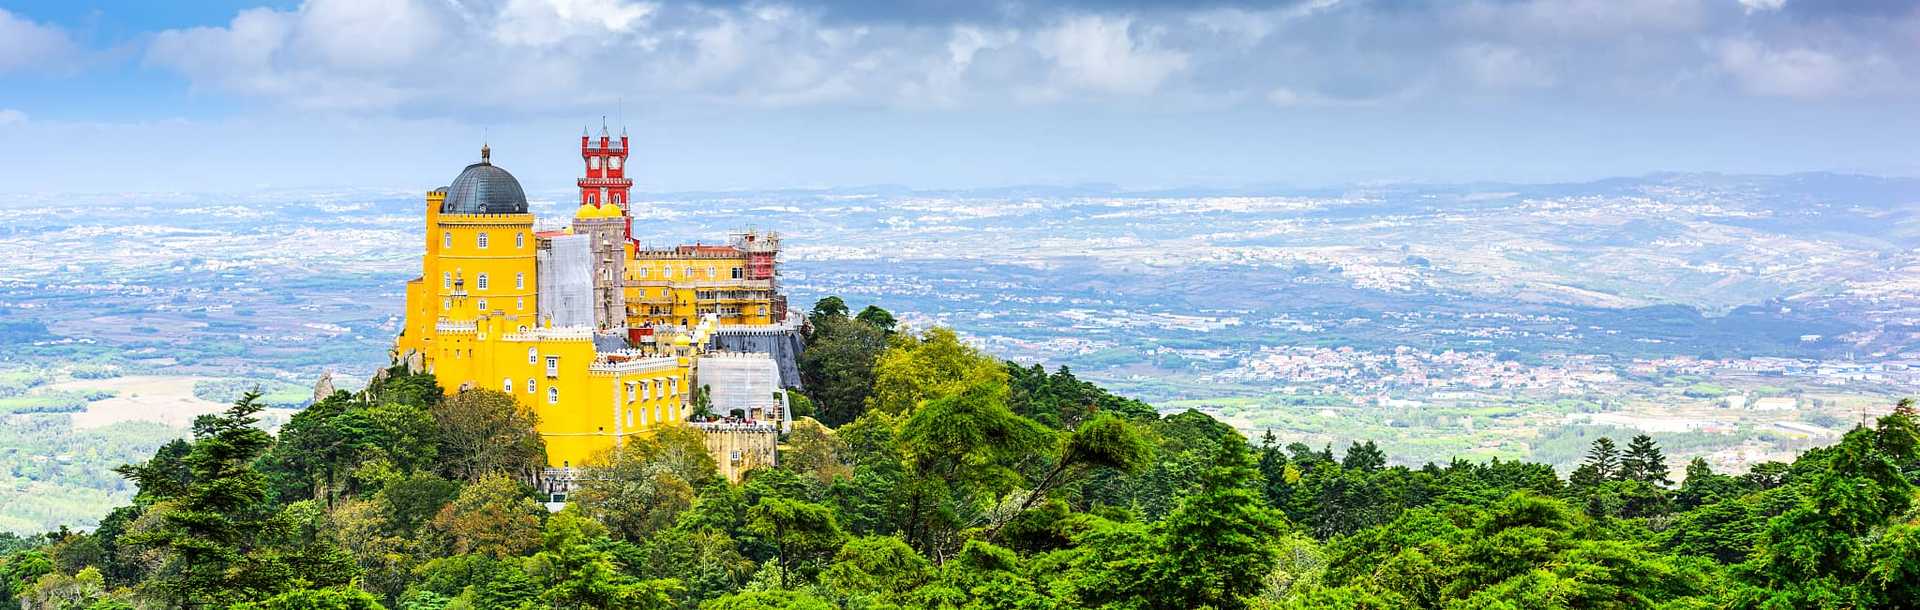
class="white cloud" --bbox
[0,109,26,126]
[130,0,1919,113]
[1738,0,1788,14]
[1035,16,1188,96]
[1714,39,1857,98]
[0,8,75,73]
[1455,43,1557,89]
[493,0,659,47]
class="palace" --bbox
[394,125,796,490]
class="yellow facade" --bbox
[397,190,697,468]
[625,249,777,328]
[396,157,788,472]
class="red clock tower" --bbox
[579,117,633,213]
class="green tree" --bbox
[820,536,930,604]
[854,306,897,335]
[229,586,388,610]
[745,499,845,588]
[429,390,545,482]
[571,426,718,541]
[1620,434,1671,486]
[428,474,544,558]
[1583,437,1621,481]
[1151,438,1287,610]
[527,513,681,610]
[118,393,287,608]
[868,327,1007,416]
[808,297,849,324]
[797,316,887,427]
[1341,441,1386,473]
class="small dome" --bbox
[574,203,621,220]
[442,149,527,215]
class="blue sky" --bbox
[1,0,1916,193]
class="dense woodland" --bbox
[2,297,1918,609]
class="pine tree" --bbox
[1583,437,1621,481]
[1151,439,1287,610]
[1620,434,1671,486]
[1341,440,1386,473]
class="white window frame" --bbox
[502,379,512,393]
[548,386,559,404]
[476,273,489,291]
[546,356,559,377]
[526,378,536,393]
[443,232,451,248]
[515,273,524,290]
[442,272,451,289]
[515,232,525,248]
[477,232,489,249]
[527,347,537,364]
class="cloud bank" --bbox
[134,0,1920,113]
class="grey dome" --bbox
[442,161,528,215]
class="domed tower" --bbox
[400,145,538,380]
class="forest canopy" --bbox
[2,297,1917,610]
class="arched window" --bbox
[515,273,525,290]
[515,232,525,248]
[443,232,451,248]
[526,378,535,393]
[516,298,524,311]
[442,272,451,289]
[548,386,559,404]
[527,347,537,364]
[477,232,489,249]
[476,298,487,311]
[476,273,489,291]
[502,378,512,393]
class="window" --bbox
[515,273,524,290]
[625,383,634,403]
[625,409,633,427]
[684,267,694,277]
[476,298,487,311]
[612,194,623,205]
[663,267,672,278]
[610,156,622,170]
[642,383,651,400]
[515,232,525,248]
[731,267,742,279]
[442,272,451,289]
[546,356,559,377]
[477,273,489,290]
[516,298,524,311]
[548,387,559,404]
[443,232,451,248]
[589,156,600,170]
[670,378,678,395]
[638,268,648,278]
[442,298,451,309]
[708,266,716,278]
[526,378,536,393]
[477,232,489,249]
[527,347,537,364]
[502,378,512,393]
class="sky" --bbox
[0,0,1917,194]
